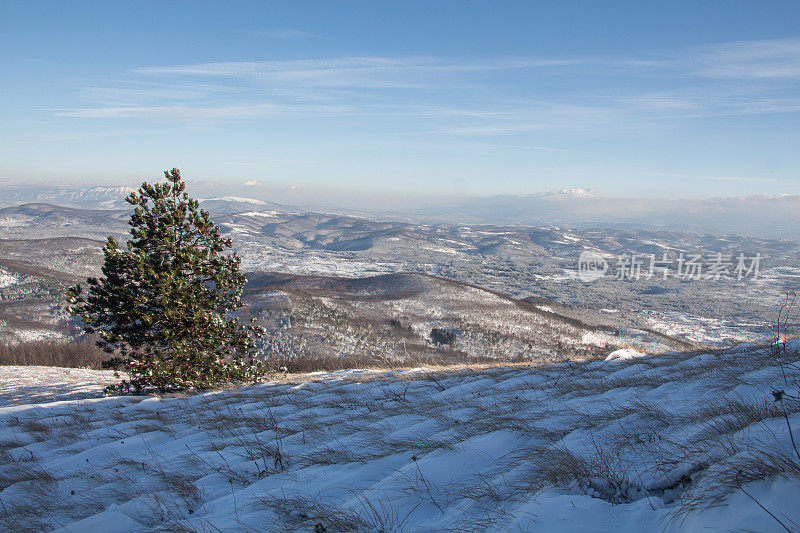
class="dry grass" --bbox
[0,338,111,369]
[262,350,540,375]
[252,491,372,531]
[504,443,643,504]
[5,417,53,441]
[673,439,800,525]
[690,396,795,440]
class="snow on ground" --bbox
[0,216,29,228]
[1,343,799,532]
[220,222,251,234]
[8,329,66,344]
[239,251,399,278]
[604,348,645,361]
[240,211,280,218]
[0,268,17,288]
[580,328,667,354]
[201,196,267,205]
[643,310,771,346]
[0,366,123,406]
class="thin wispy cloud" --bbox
[54,39,800,134]
[134,57,439,89]
[79,82,234,105]
[700,175,798,185]
[484,144,597,154]
[694,37,800,79]
[133,57,583,77]
[54,103,354,122]
[615,96,704,111]
[133,57,437,76]
[58,56,600,125]
[429,100,621,135]
[131,56,583,91]
[614,93,800,117]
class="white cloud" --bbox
[79,82,232,105]
[615,96,703,110]
[242,179,261,186]
[699,175,798,185]
[694,38,800,79]
[53,103,354,122]
[133,57,434,77]
[130,57,584,90]
[59,43,799,129]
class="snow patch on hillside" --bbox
[202,196,267,205]
[240,211,280,217]
[0,216,28,228]
[644,310,771,346]
[604,347,645,361]
[0,268,18,287]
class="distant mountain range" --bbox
[410,192,800,239]
[1,183,799,239]
[0,184,136,210]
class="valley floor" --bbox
[1,343,799,532]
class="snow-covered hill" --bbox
[244,272,690,365]
[1,342,798,531]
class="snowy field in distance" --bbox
[642,310,772,347]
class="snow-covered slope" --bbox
[1,342,798,531]
[244,272,690,365]
[0,366,123,406]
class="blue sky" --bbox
[1,0,799,201]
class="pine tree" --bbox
[67,169,264,392]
